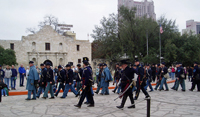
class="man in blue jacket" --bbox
[60,64,79,98]
[18,65,26,87]
[11,65,17,90]
[25,61,39,100]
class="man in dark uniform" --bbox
[174,63,185,91]
[151,64,156,82]
[116,59,137,109]
[76,64,83,92]
[36,64,47,98]
[144,64,153,92]
[42,62,55,99]
[74,57,94,108]
[61,64,79,98]
[154,64,162,90]
[112,63,122,93]
[95,63,103,94]
[188,66,193,82]
[55,65,66,97]
[189,62,200,91]
[134,59,150,100]
[158,62,169,91]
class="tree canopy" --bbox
[92,6,200,66]
[0,46,17,66]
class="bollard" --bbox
[147,98,151,117]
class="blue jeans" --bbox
[76,81,82,92]
[43,82,54,98]
[144,79,153,91]
[55,76,58,83]
[159,77,169,90]
[117,86,121,93]
[28,87,36,99]
[101,85,109,94]
[36,86,45,97]
[175,79,185,90]
[72,81,76,87]
[188,76,192,81]
[1,89,7,96]
[155,82,160,90]
[11,77,16,89]
[55,83,65,95]
[4,78,9,89]
[171,73,175,80]
[20,73,24,86]
[62,84,78,98]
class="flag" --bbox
[160,24,163,34]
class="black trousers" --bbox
[191,80,200,91]
[78,86,94,106]
[135,80,149,99]
[152,74,156,82]
[0,90,2,102]
[121,88,134,107]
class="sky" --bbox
[0,0,200,42]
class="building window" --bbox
[77,45,80,51]
[10,43,14,50]
[78,59,81,63]
[45,43,50,50]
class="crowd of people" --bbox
[0,57,200,109]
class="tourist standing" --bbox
[4,65,12,90]
[18,65,26,87]
[11,65,17,90]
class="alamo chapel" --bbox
[0,25,92,67]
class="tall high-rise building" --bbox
[118,0,156,20]
[182,20,200,35]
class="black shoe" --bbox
[112,90,116,93]
[158,89,161,91]
[60,97,65,99]
[145,96,150,100]
[74,104,81,108]
[116,105,124,109]
[75,94,80,97]
[165,89,169,91]
[100,93,103,95]
[87,104,94,107]
[32,98,36,100]
[149,90,153,92]
[95,92,98,94]
[105,93,109,95]
[54,94,57,97]
[189,89,193,91]
[182,89,185,92]
[154,88,157,90]
[128,104,135,109]
[49,97,55,99]
[84,102,89,104]
[42,97,46,99]
[171,87,174,89]
[25,98,31,100]
[133,97,137,100]
[36,96,39,99]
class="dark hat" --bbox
[29,61,34,64]
[58,65,62,68]
[161,62,165,65]
[40,63,44,66]
[45,62,51,66]
[135,59,139,62]
[194,62,198,64]
[157,64,160,66]
[99,63,103,66]
[68,62,73,66]
[103,63,107,66]
[120,59,130,64]
[77,64,81,67]
[66,64,71,67]
[133,64,137,67]
[116,63,119,65]
[146,64,150,66]
[82,57,89,64]
[152,63,155,65]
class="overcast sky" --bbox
[0,0,200,42]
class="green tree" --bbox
[0,46,17,66]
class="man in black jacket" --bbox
[151,64,156,82]
[189,62,200,91]
[76,64,83,93]
[158,62,169,91]
[55,65,65,97]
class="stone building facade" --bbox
[0,25,91,68]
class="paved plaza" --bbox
[0,80,200,117]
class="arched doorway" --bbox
[43,60,53,66]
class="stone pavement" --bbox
[1,80,200,117]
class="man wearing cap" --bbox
[74,57,94,108]
[158,62,169,91]
[189,62,200,91]
[42,62,55,99]
[154,64,162,90]
[144,64,154,92]
[61,64,79,98]
[95,63,103,94]
[25,61,39,100]
[36,64,47,98]
[55,65,65,97]
[100,63,113,95]
[174,63,185,91]
[116,59,137,109]
[134,59,150,100]
[76,64,83,93]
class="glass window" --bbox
[77,45,80,51]
[10,43,14,50]
[45,43,50,50]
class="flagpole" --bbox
[159,25,161,64]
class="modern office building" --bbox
[118,0,156,20]
[182,20,200,35]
